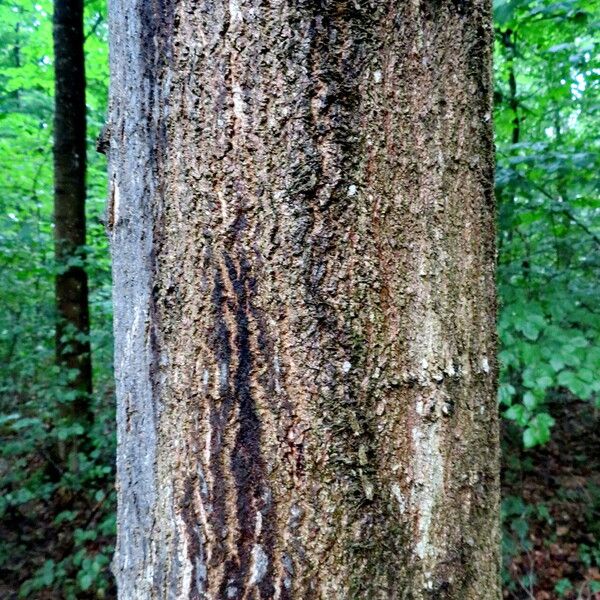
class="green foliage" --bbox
[495,1,599,594]
[494,0,600,447]
[0,0,114,596]
[555,578,574,597]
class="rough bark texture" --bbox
[53,0,93,412]
[108,0,500,598]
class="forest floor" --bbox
[502,399,600,599]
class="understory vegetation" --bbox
[0,0,598,597]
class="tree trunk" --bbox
[108,1,500,598]
[53,0,93,421]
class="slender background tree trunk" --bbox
[108,0,500,598]
[53,0,93,425]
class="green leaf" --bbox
[521,321,541,341]
[505,404,529,426]
[523,413,555,448]
[554,579,573,597]
[535,375,553,390]
[511,517,529,540]
[498,383,516,406]
[557,370,577,388]
[523,428,537,448]
[79,573,93,591]
[523,391,538,410]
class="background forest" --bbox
[0,0,598,598]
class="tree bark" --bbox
[53,0,93,418]
[108,1,500,598]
